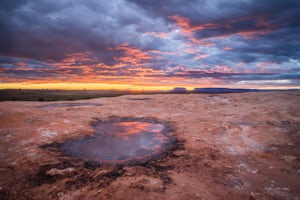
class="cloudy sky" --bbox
[0,0,300,90]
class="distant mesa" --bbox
[172,87,188,93]
[193,88,256,93]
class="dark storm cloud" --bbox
[0,0,29,13]
[0,0,146,64]
[0,0,299,88]
[129,0,300,25]
[130,0,300,64]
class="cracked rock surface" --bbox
[0,91,299,200]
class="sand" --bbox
[0,91,299,199]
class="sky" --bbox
[0,0,300,90]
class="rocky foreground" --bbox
[0,91,299,200]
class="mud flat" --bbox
[0,91,299,199]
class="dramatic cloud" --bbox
[0,0,299,89]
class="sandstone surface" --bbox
[0,91,299,199]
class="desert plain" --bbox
[0,91,299,200]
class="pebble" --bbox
[282,187,290,191]
[276,187,290,191]
[46,167,75,175]
[281,155,297,163]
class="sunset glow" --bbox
[0,0,299,90]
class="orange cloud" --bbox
[193,54,210,60]
[149,50,176,55]
[170,15,218,32]
[223,46,233,51]
[171,14,276,43]
[143,31,171,39]
[212,65,236,73]
[114,44,152,66]
[170,15,219,45]
[237,62,245,67]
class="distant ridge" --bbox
[192,88,298,93]
[169,87,299,94]
[193,88,258,93]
